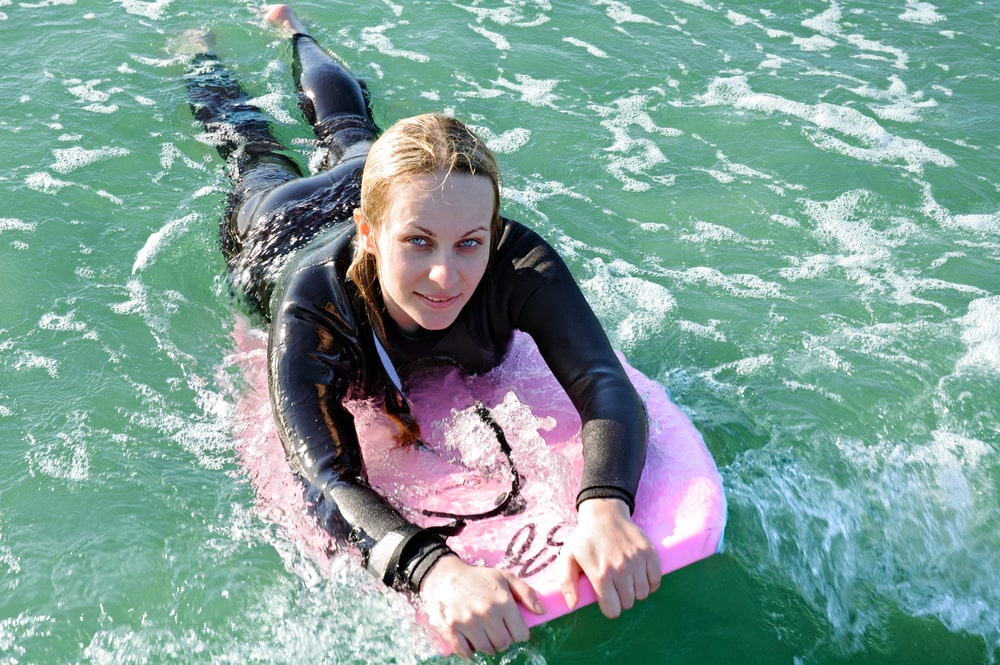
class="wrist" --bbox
[575,486,635,514]
[578,496,631,521]
[415,551,462,594]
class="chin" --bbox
[413,310,462,331]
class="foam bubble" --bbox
[919,182,1000,235]
[680,220,772,247]
[562,37,608,59]
[590,93,681,191]
[726,10,753,26]
[112,0,171,21]
[581,258,678,348]
[666,265,786,300]
[599,0,658,25]
[0,218,35,233]
[132,213,198,274]
[51,146,129,174]
[0,530,19,580]
[707,354,775,378]
[900,1,946,25]
[678,319,727,342]
[471,125,530,154]
[456,3,550,28]
[14,351,59,378]
[799,2,910,68]
[24,425,90,482]
[697,76,953,173]
[360,24,430,63]
[38,310,90,334]
[0,615,52,661]
[793,35,837,52]
[469,24,510,51]
[801,2,842,36]
[247,92,295,125]
[25,171,72,193]
[494,72,559,108]
[677,0,712,9]
[66,79,121,104]
[956,296,1000,375]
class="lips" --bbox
[417,292,460,308]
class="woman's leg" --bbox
[266,4,370,124]
[266,5,379,170]
[184,41,304,260]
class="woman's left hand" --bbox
[559,497,661,618]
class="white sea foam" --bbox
[729,425,1000,653]
[493,72,560,108]
[247,92,295,125]
[14,351,59,379]
[676,0,713,11]
[38,310,90,335]
[696,76,953,173]
[726,10,752,26]
[24,420,91,482]
[900,1,946,25]
[562,37,608,59]
[581,258,677,348]
[0,218,35,233]
[360,24,430,63]
[680,220,769,246]
[471,124,530,154]
[0,615,52,661]
[665,265,786,300]
[469,24,510,51]
[25,171,72,193]
[956,297,1000,375]
[501,177,589,226]
[132,213,198,274]
[678,319,727,342]
[596,0,658,25]
[589,93,682,191]
[66,79,120,105]
[455,2,550,28]
[848,75,939,124]
[792,34,837,52]
[705,354,775,379]
[920,182,1000,235]
[0,526,19,579]
[800,1,910,69]
[112,0,171,21]
[51,146,130,174]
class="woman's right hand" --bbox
[419,554,546,659]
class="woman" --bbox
[183,6,660,658]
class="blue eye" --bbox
[407,237,430,247]
[458,238,482,248]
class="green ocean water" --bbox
[2,0,998,663]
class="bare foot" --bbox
[263,4,307,35]
[167,28,216,58]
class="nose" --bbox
[428,252,458,289]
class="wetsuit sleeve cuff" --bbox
[575,487,636,514]
[366,525,455,592]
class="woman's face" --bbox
[357,171,495,332]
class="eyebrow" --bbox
[411,224,490,238]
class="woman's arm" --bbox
[509,227,660,616]
[268,256,452,590]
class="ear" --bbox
[354,209,376,254]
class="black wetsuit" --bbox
[186,33,647,592]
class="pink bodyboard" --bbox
[229,321,726,632]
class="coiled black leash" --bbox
[420,401,526,536]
